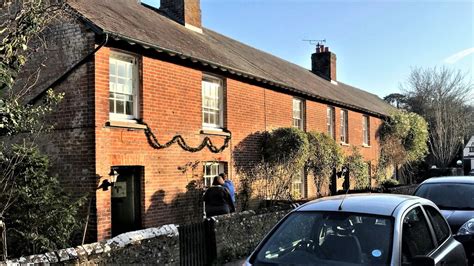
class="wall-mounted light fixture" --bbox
[97,167,120,191]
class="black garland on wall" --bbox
[143,122,232,153]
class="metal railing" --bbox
[179,219,216,266]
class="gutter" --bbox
[28,33,109,105]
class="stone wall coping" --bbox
[5,224,178,264]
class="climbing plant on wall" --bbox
[345,147,370,189]
[263,127,309,168]
[306,131,344,197]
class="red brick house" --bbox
[19,0,392,241]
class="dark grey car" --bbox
[245,194,466,265]
[414,176,474,263]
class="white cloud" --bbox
[443,47,474,64]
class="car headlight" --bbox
[458,218,474,235]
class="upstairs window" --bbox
[327,106,335,139]
[292,98,304,130]
[202,75,224,129]
[340,109,349,143]
[109,53,139,120]
[470,147,474,152]
[363,115,370,146]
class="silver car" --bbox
[246,194,466,265]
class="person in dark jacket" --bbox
[203,175,235,217]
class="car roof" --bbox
[296,193,422,216]
[420,176,474,184]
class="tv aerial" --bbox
[303,39,327,51]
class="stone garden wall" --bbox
[4,207,294,265]
[212,207,292,264]
[5,225,180,265]
[387,184,418,195]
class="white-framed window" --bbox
[340,109,349,143]
[363,115,370,146]
[203,162,226,187]
[292,98,304,130]
[327,106,335,139]
[291,169,305,199]
[202,75,224,129]
[109,52,139,121]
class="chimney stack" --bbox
[160,0,202,33]
[311,45,337,81]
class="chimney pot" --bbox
[324,47,329,52]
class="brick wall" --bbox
[92,45,385,239]
[9,7,98,241]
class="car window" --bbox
[423,205,450,245]
[415,183,474,210]
[401,207,436,264]
[253,212,393,265]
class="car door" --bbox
[400,206,437,265]
[422,205,467,266]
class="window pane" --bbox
[401,207,436,263]
[126,101,133,115]
[109,100,114,113]
[424,206,450,245]
[110,61,117,75]
[116,100,125,114]
[126,79,133,95]
[118,63,126,77]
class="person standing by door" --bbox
[219,173,236,209]
[203,175,235,217]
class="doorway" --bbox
[111,166,143,236]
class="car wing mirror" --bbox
[411,255,435,266]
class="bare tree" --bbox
[402,67,474,168]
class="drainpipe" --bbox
[28,33,109,105]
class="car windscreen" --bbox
[252,211,393,266]
[415,183,474,210]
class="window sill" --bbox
[107,120,147,130]
[362,144,371,148]
[200,128,230,137]
[340,142,350,146]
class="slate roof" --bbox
[67,0,393,116]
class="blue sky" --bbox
[142,0,473,98]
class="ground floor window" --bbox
[291,170,305,199]
[203,162,226,187]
